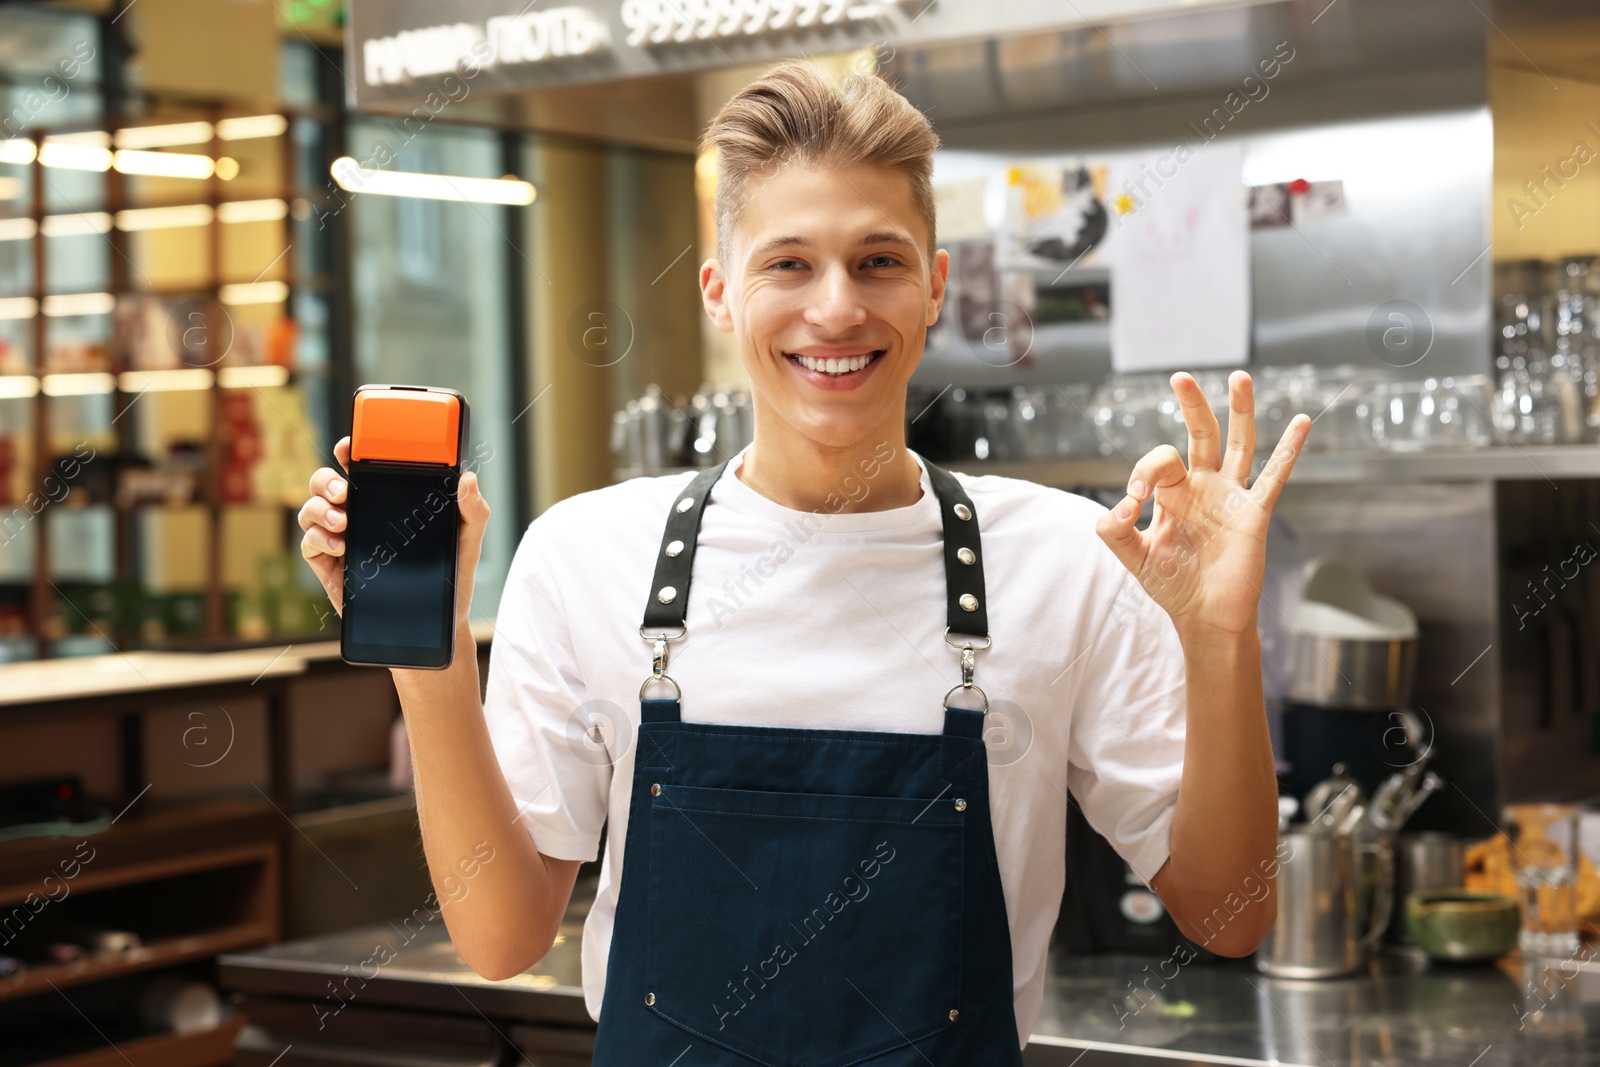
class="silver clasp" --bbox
[943,633,990,714]
[639,625,686,700]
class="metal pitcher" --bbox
[1256,826,1394,978]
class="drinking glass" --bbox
[1254,365,1314,455]
[974,394,1015,461]
[1371,380,1429,451]
[1506,803,1580,957]
[1090,375,1168,458]
[1304,367,1380,453]
[1047,382,1097,457]
[1007,385,1056,460]
[1550,257,1599,440]
[1371,376,1494,451]
[1426,375,1494,448]
[1496,289,1585,445]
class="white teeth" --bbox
[793,352,877,375]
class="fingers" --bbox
[1094,493,1148,576]
[449,471,492,621]
[1250,414,1312,511]
[300,462,348,558]
[309,465,348,506]
[457,469,491,528]
[1171,372,1222,473]
[298,438,351,618]
[297,493,344,535]
[297,537,343,616]
[1126,443,1187,506]
[299,521,343,559]
[1221,371,1257,482]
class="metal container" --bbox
[1288,558,1419,710]
[1256,827,1393,979]
[1289,633,1417,710]
[1388,832,1466,944]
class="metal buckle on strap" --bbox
[942,631,990,715]
[639,625,686,701]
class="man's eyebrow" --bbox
[747,231,918,260]
[857,230,917,248]
[749,235,811,258]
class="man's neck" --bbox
[735,419,923,514]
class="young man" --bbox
[300,60,1308,1061]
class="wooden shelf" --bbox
[0,920,273,1005]
[0,831,278,1004]
[0,800,281,883]
[10,1016,243,1067]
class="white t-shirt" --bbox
[481,442,1188,1043]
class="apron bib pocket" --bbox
[645,782,966,1067]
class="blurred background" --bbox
[0,0,1597,1065]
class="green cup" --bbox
[1405,890,1521,964]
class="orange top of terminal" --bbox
[350,388,460,465]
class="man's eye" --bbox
[863,255,900,268]
[770,259,806,271]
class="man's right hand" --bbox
[297,434,492,624]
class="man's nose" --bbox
[804,264,868,333]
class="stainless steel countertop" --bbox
[222,887,1600,1066]
[1026,944,1600,1067]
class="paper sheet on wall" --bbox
[1106,142,1249,372]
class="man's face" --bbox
[700,162,948,451]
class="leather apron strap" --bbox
[639,453,990,640]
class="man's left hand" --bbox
[1095,370,1311,639]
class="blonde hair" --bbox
[701,59,941,265]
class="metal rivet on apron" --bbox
[954,798,967,811]
[959,593,978,612]
[650,783,661,796]
[675,497,695,513]
[657,586,677,604]
[957,546,975,565]
[645,992,656,1005]
[665,539,684,557]
[953,503,971,520]
[949,1008,960,1021]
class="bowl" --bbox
[1405,890,1520,963]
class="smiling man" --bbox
[300,59,1309,1064]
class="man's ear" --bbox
[927,247,950,327]
[700,258,735,334]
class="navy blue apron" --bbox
[590,455,1025,1066]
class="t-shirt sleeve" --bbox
[481,515,610,862]
[1065,568,1188,890]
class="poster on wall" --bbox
[999,160,1114,272]
[1105,141,1250,372]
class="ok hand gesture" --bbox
[1094,371,1310,639]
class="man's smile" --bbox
[783,347,887,383]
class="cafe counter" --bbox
[219,886,1600,1067]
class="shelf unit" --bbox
[0,842,277,1003]
[0,799,280,1067]
[0,104,339,661]
[615,443,1600,491]
[942,443,1600,488]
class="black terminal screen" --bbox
[341,463,458,668]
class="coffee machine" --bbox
[1281,559,1430,805]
